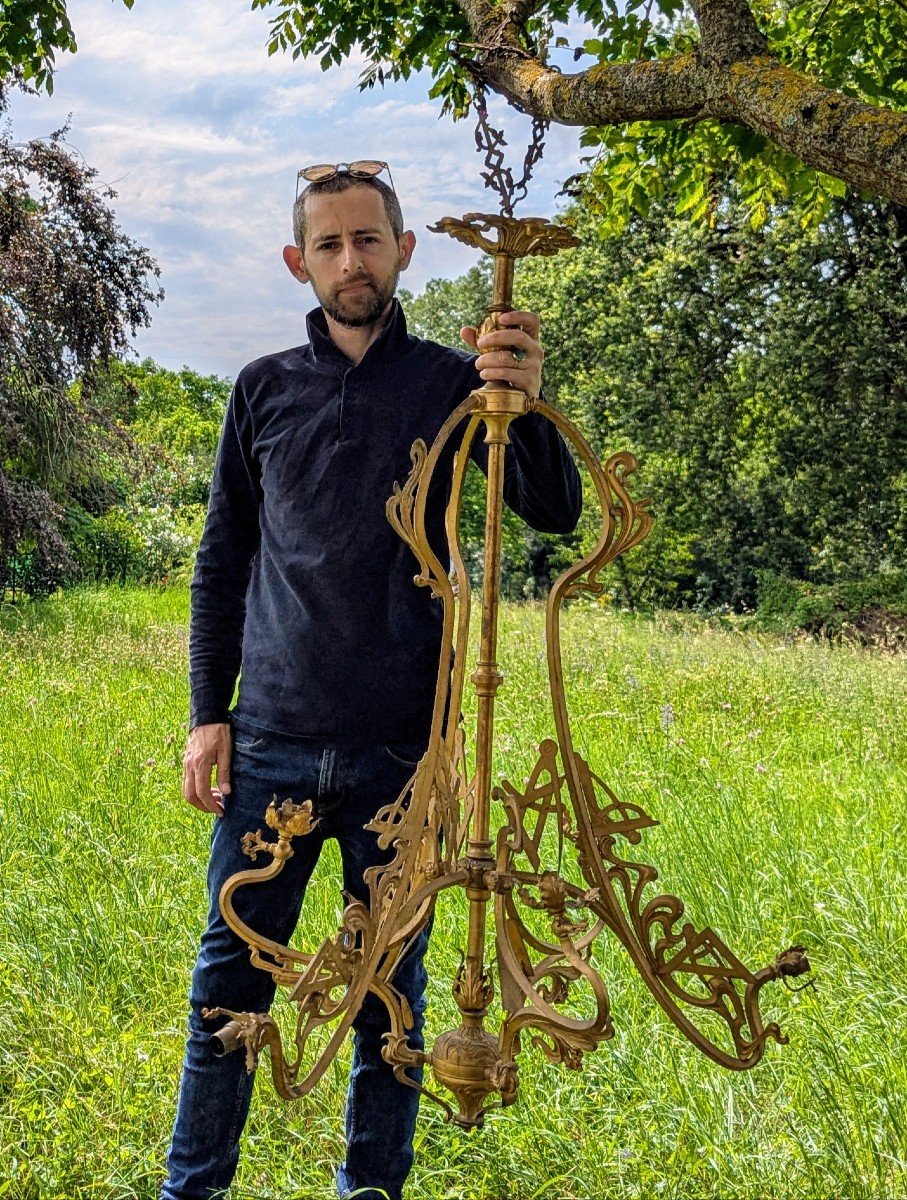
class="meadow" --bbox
[1,587,905,1200]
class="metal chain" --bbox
[472,83,548,217]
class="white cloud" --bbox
[85,118,251,158]
[74,0,321,81]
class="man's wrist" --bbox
[189,709,230,732]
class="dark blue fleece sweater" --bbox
[189,301,581,743]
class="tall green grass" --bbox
[1,589,904,1199]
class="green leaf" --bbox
[675,181,707,215]
[821,172,848,198]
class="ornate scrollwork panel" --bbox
[488,744,614,1082]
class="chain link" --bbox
[472,84,548,217]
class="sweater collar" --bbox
[305,298,410,368]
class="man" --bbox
[164,161,581,1200]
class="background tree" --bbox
[533,192,907,607]
[0,81,162,595]
[0,2,76,93]
[68,360,229,588]
[405,191,907,608]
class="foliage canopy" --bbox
[250,0,907,227]
[0,82,163,594]
[6,0,907,226]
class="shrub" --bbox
[755,569,907,648]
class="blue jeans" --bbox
[162,724,430,1200]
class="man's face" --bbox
[297,186,412,328]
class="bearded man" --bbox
[163,162,581,1200]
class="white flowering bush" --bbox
[122,502,205,584]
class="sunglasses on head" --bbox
[295,161,396,200]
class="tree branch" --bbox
[688,0,768,65]
[453,0,907,205]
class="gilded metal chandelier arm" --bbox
[491,749,614,1071]
[531,404,806,1070]
[533,403,653,602]
[495,882,614,1069]
[387,400,481,835]
[445,425,479,759]
[386,440,446,601]
[209,753,452,1098]
[215,801,319,982]
[386,396,481,602]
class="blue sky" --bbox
[8,0,585,376]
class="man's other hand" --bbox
[461,309,543,400]
[182,722,232,816]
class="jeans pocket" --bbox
[384,740,426,769]
[232,730,267,754]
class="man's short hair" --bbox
[293,174,404,249]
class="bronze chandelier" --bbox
[205,208,810,1129]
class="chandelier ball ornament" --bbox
[203,205,811,1131]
